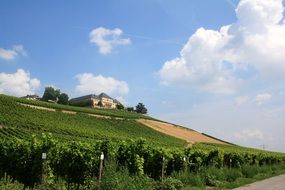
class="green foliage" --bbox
[0,134,55,188]
[126,107,134,112]
[50,141,99,186]
[136,103,148,114]
[42,87,60,101]
[155,177,183,190]
[0,94,185,148]
[224,168,243,182]
[8,94,153,119]
[1,94,285,189]
[116,104,124,110]
[241,165,259,178]
[100,161,153,190]
[69,99,93,107]
[171,171,204,188]
[58,93,69,105]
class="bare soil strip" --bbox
[87,114,112,119]
[62,110,77,115]
[18,102,123,120]
[18,103,56,112]
[233,174,285,190]
[137,119,225,145]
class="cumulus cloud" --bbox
[254,93,272,105]
[0,69,41,97]
[159,0,285,94]
[89,27,131,54]
[0,45,26,60]
[115,96,127,105]
[75,73,129,96]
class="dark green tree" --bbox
[58,93,69,105]
[135,103,147,114]
[126,107,134,112]
[42,87,60,101]
[116,104,124,110]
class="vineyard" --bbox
[8,94,153,120]
[0,94,285,189]
[0,94,185,147]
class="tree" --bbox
[126,107,134,112]
[42,87,60,101]
[135,103,147,114]
[116,104,124,110]
[58,93,69,105]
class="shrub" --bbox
[155,177,183,190]
[0,175,24,190]
[224,168,242,182]
[241,165,258,178]
[171,171,204,187]
[101,161,153,190]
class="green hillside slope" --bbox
[0,94,185,147]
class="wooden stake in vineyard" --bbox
[98,152,104,190]
[42,152,47,184]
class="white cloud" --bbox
[235,96,249,105]
[115,96,127,105]
[159,0,285,94]
[0,69,41,97]
[89,27,131,54]
[234,129,265,142]
[254,93,272,105]
[75,73,129,96]
[0,45,26,60]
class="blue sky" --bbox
[1,0,285,152]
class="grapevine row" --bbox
[0,134,284,188]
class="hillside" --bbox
[137,119,226,145]
[0,94,186,147]
[0,94,227,146]
[1,94,285,190]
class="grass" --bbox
[169,164,285,190]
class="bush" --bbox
[171,171,204,188]
[224,168,242,182]
[241,165,258,178]
[0,175,24,190]
[155,177,183,190]
[101,161,153,190]
[203,173,218,186]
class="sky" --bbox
[1,0,285,152]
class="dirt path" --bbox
[18,102,123,120]
[233,174,285,190]
[18,103,56,111]
[137,119,225,145]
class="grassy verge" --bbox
[170,164,285,190]
[218,164,285,189]
[1,162,285,190]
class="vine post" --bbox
[42,152,47,184]
[98,152,104,190]
[183,157,187,172]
